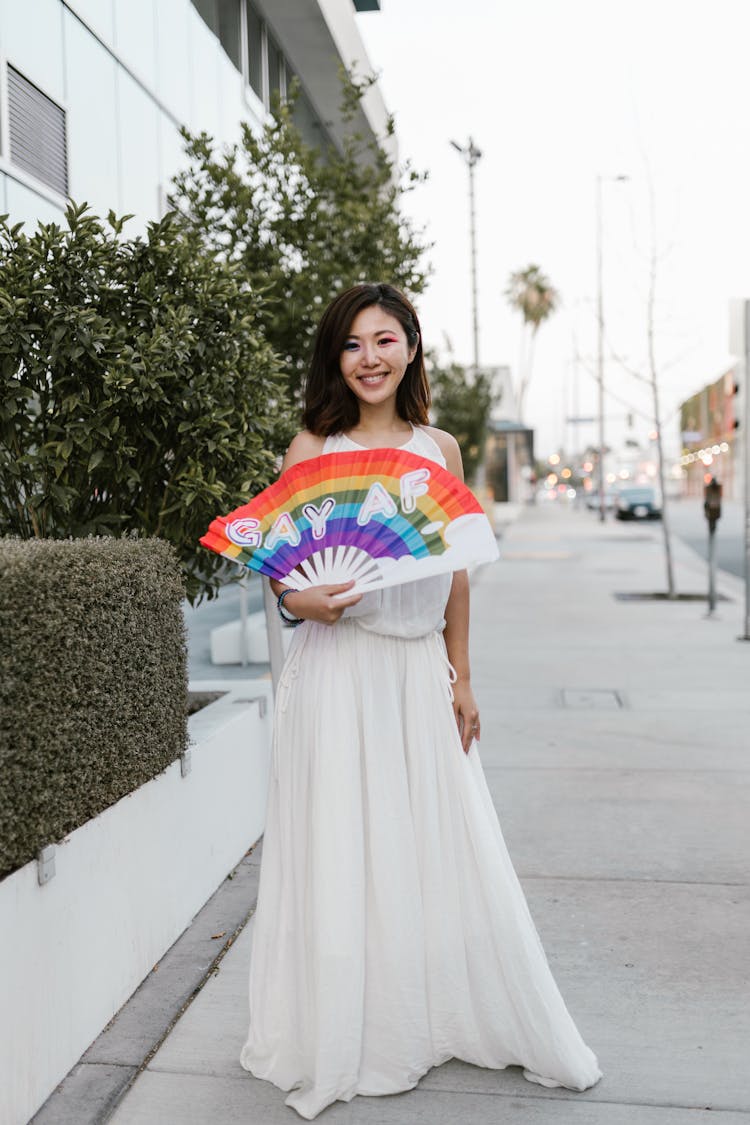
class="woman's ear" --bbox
[408,334,420,363]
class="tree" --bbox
[610,180,677,598]
[169,72,430,402]
[428,355,493,483]
[505,264,559,421]
[0,204,291,602]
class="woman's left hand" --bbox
[453,679,480,754]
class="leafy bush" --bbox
[0,204,292,602]
[0,536,187,880]
[170,73,430,400]
[429,357,493,482]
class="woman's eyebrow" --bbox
[345,330,399,339]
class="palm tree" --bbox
[505,264,559,422]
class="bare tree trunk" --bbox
[645,184,677,598]
[516,324,538,424]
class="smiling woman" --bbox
[302,282,430,439]
[238,282,601,1119]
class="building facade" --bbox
[678,367,739,499]
[0,0,388,234]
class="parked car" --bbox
[615,485,661,520]
[585,488,617,512]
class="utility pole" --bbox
[595,173,629,523]
[450,137,482,373]
[596,176,605,523]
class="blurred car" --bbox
[615,485,661,520]
[585,488,617,512]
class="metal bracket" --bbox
[232,694,268,719]
[37,844,56,885]
[180,749,192,777]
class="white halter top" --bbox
[322,425,453,638]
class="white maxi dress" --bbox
[240,426,601,1119]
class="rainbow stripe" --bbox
[199,447,486,584]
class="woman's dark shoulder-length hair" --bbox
[302,282,431,437]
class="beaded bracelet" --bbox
[277,588,304,627]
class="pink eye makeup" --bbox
[342,335,399,351]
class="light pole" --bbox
[450,137,482,373]
[595,173,629,522]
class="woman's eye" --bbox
[342,341,360,351]
[378,337,398,345]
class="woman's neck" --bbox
[349,403,411,437]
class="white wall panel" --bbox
[154,0,192,125]
[158,110,189,209]
[64,0,115,48]
[113,0,157,92]
[63,10,120,216]
[5,174,65,230]
[187,6,223,143]
[117,67,160,231]
[0,0,65,104]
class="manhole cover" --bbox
[560,688,625,710]
[598,535,655,543]
[614,592,731,603]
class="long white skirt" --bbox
[240,619,601,1119]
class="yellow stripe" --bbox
[254,474,448,531]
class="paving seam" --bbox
[515,874,749,886]
[481,765,750,773]
[130,1069,750,1115]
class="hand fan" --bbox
[199,448,499,594]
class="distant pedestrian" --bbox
[239,282,601,1119]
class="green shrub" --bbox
[0,204,293,603]
[429,357,493,483]
[170,72,430,401]
[0,536,188,880]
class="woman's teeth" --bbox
[360,374,387,384]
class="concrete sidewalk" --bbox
[42,505,750,1123]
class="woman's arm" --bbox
[269,431,362,624]
[428,427,481,753]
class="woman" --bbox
[240,283,601,1119]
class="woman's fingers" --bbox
[455,704,480,754]
[324,580,357,595]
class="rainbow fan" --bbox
[199,448,499,594]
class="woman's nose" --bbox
[361,342,378,366]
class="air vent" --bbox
[7,65,68,196]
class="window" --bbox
[267,34,285,103]
[6,65,68,196]
[193,0,242,73]
[293,87,328,150]
[245,0,264,100]
[192,0,219,34]
[217,0,241,69]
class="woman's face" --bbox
[338,305,418,408]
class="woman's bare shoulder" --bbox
[422,426,464,480]
[281,430,327,472]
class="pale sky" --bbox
[355,0,750,458]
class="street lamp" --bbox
[596,173,629,522]
[450,137,482,374]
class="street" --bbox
[666,497,745,581]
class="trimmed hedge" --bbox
[0,536,188,880]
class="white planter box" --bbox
[210,610,293,664]
[0,682,273,1125]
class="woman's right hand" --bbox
[280,581,362,626]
